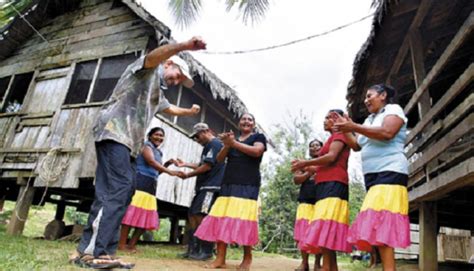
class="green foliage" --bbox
[348,179,366,224]
[260,112,322,254]
[0,0,34,29]
[168,0,269,28]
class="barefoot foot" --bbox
[204,259,226,269]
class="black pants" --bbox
[77,140,136,257]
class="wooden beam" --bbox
[409,114,474,175]
[404,12,474,114]
[0,147,81,153]
[419,201,438,271]
[406,92,474,158]
[409,28,431,117]
[6,181,36,236]
[406,63,474,145]
[409,157,474,202]
[386,0,433,83]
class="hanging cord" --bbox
[198,13,374,55]
[10,3,65,54]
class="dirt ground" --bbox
[119,256,303,271]
[116,256,423,271]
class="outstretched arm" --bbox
[293,171,311,184]
[161,104,200,116]
[142,146,178,176]
[291,140,345,172]
[144,37,206,69]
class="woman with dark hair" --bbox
[291,109,351,271]
[293,139,323,271]
[332,84,410,271]
[119,127,181,252]
[195,113,267,270]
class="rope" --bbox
[198,13,374,55]
[14,148,70,222]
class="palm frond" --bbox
[167,0,202,29]
[225,0,269,25]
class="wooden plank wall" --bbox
[150,117,202,207]
[0,0,152,77]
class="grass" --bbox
[0,200,290,270]
[0,200,418,270]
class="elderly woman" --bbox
[195,113,267,270]
[332,84,410,271]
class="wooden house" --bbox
[346,0,473,269]
[0,0,249,241]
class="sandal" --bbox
[73,254,121,269]
[101,255,135,269]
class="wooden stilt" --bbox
[6,180,36,236]
[419,201,438,271]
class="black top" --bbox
[195,138,226,192]
[297,177,318,204]
[222,133,267,187]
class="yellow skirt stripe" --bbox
[209,196,258,221]
[360,184,408,215]
[310,197,349,225]
[296,203,314,220]
[130,190,157,211]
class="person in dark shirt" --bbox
[293,139,322,271]
[195,113,267,270]
[118,127,180,252]
[291,109,351,271]
[174,123,225,260]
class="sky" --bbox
[138,0,374,133]
[139,0,375,178]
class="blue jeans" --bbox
[77,140,136,257]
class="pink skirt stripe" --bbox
[121,205,159,230]
[195,216,259,246]
[294,219,311,242]
[348,208,410,252]
[299,219,351,253]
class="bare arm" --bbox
[142,146,176,175]
[350,116,404,141]
[143,37,206,69]
[161,104,200,116]
[231,141,265,158]
[343,132,361,151]
[174,159,199,169]
[291,140,345,172]
[332,112,404,142]
[293,171,311,184]
[182,163,212,179]
[216,146,230,163]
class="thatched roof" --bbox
[0,0,248,117]
[346,0,473,124]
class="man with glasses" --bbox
[174,123,225,260]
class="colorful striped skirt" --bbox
[348,171,410,251]
[293,201,315,243]
[121,173,159,230]
[195,184,259,246]
[299,181,351,253]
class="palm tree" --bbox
[0,0,33,29]
[167,0,270,28]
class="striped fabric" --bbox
[121,174,159,230]
[294,203,314,242]
[348,181,410,251]
[299,181,351,253]
[195,184,259,246]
